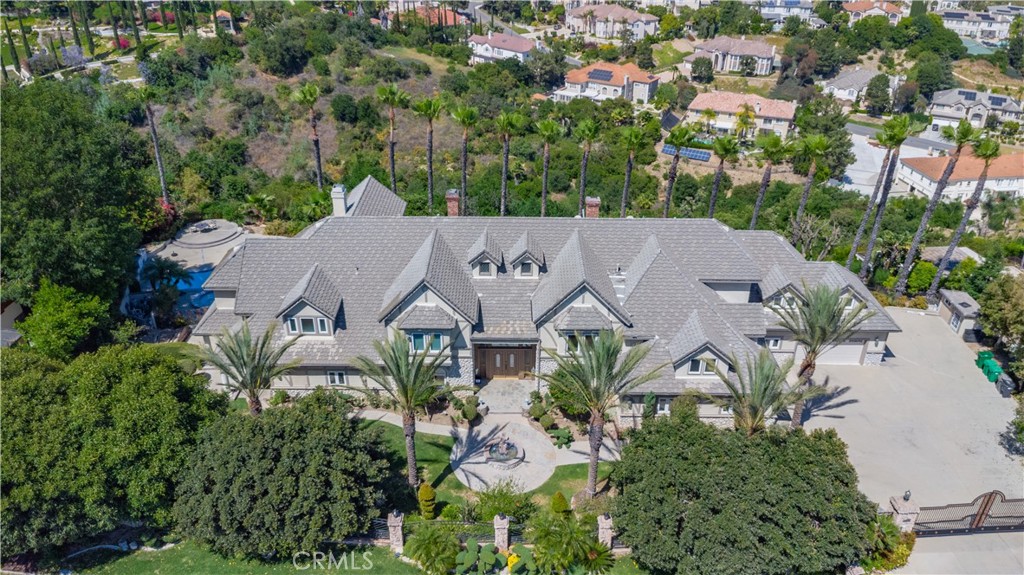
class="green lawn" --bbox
[362,420,472,506]
[528,462,613,507]
[70,540,418,575]
[653,42,689,69]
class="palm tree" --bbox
[529,512,612,574]
[14,1,31,57]
[771,283,874,428]
[124,0,142,46]
[107,2,121,51]
[537,119,563,217]
[750,133,790,229]
[663,125,697,218]
[201,321,302,416]
[411,96,444,212]
[536,330,665,497]
[136,86,170,206]
[451,104,479,216]
[735,103,756,142]
[847,133,895,270]
[496,111,524,216]
[404,523,459,575]
[349,330,468,488]
[709,135,740,218]
[689,350,826,436]
[791,134,830,243]
[141,256,189,290]
[575,119,599,217]
[699,108,717,134]
[859,116,920,282]
[926,138,1001,300]
[67,0,82,49]
[894,119,980,296]
[618,126,645,218]
[292,83,324,193]
[377,83,411,193]
[79,1,94,55]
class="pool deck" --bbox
[147,219,247,271]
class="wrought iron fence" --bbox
[915,491,1024,537]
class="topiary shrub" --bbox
[476,479,536,522]
[462,395,479,422]
[549,428,573,449]
[550,491,571,516]
[418,482,437,520]
[528,401,547,420]
[539,414,555,430]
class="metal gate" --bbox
[914,490,1024,537]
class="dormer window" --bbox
[407,332,443,352]
[519,261,534,277]
[688,357,718,375]
[288,316,332,335]
[477,261,493,277]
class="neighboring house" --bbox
[382,2,468,29]
[920,245,984,272]
[758,0,826,29]
[214,10,236,33]
[191,184,899,428]
[468,32,539,65]
[1,301,24,348]
[684,92,797,138]
[821,67,903,104]
[938,289,980,340]
[552,62,659,105]
[937,10,1012,41]
[895,149,1024,202]
[566,3,659,40]
[841,1,906,25]
[987,4,1024,19]
[928,89,1024,130]
[682,36,776,76]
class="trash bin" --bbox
[996,374,1017,398]
[976,351,994,368]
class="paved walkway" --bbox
[356,409,619,492]
[477,379,537,414]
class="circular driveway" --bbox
[450,418,558,492]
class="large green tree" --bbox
[663,125,697,218]
[979,276,1024,380]
[1,345,227,559]
[709,135,740,218]
[173,390,396,559]
[15,279,107,361]
[792,96,854,180]
[611,405,875,575]
[1,81,152,305]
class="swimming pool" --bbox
[174,267,213,293]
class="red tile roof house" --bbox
[895,149,1024,204]
[468,32,542,65]
[682,36,778,76]
[685,92,797,138]
[552,62,659,105]
[841,1,906,25]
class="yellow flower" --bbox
[508,553,520,569]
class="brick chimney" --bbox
[446,189,460,217]
[585,196,601,218]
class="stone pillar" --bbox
[446,189,460,217]
[889,495,920,533]
[585,196,601,218]
[387,510,404,552]
[493,513,510,552]
[597,513,614,549]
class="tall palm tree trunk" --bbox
[174,0,184,38]
[750,161,772,229]
[620,152,633,218]
[541,142,550,217]
[500,136,510,216]
[16,14,31,58]
[789,354,817,429]
[388,108,398,192]
[578,143,590,217]
[108,3,121,49]
[586,413,605,496]
[460,131,468,215]
[125,0,142,46]
[426,120,434,211]
[860,148,901,282]
[68,1,82,49]
[146,104,169,205]
[310,110,323,194]
[246,393,263,416]
[792,160,817,244]
[663,151,681,218]
[926,163,991,300]
[403,413,419,488]
[80,2,94,55]
[708,159,725,218]
[847,149,891,270]
[895,150,963,295]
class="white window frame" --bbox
[477,261,492,277]
[519,261,533,277]
[288,317,299,334]
[300,317,317,334]
[327,371,345,386]
[407,332,444,353]
[657,397,671,415]
[318,317,329,334]
[687,357,719,375]
[950,313,962,331]
[768,338,782,350]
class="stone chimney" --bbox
[446,189,460,217]
[331,183,348,217]
[488,30,493,39]
[585,196,601,218]
[755,101,761,114]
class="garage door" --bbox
[818,341,865,365]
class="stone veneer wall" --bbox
[864,351,883,366]
[445,356,475,386]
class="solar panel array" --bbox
[990,96,1006,107]
[957,90,977,101]
[662,145,712,162]
[588,69,614,81]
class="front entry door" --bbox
[477,346,536,379]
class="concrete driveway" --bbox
[806,308,1024,573]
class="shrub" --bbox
[549,428,573,449]
[418,482,437,519]
[15,279,106,361]
[551,491,571,515]
[269,389,291,406]
[528,401,547,420]
[462,395,479,422]
[909,295,928,309]
[476,480,537,522]
[456,538,508,574]
[871,291,891,307]
[547,370,588,416]
[310,55,330,76]
[405,523,460,575]
[539,414,555,430]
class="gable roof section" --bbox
[346,175,407,217]
[204,244,245,290]
[567,3,658,23]
[687,91,796,120]
[565,62,658,87]
[380,230,479,323]
[842,1,902,15]
[623,234,662,302]
[931,89,1022,113]
[900,151,1024,184]
[508,230,544,265]
[826,68,881,92]
[277,264,344,318]
[695,35,775,59]
[555,305,613,332]
[531,230,631,326]
[398,304,458,330]
[468,32,535,53]
[468,229,503,265]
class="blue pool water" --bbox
[174,267,213,292]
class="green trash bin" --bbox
[977,351,994,368]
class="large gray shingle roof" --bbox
[345,175,408,217]
[277,264,343,318]
[531,230,631,325]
